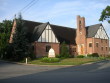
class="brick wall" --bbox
[87,38,109,56]
[34,42,60,57]
[76,15,87,55]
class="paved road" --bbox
[0,60,110,83]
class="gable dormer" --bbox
[34,23,59,43]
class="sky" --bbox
[0,0,110,36]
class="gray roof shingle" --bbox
[86,24,102,37]
[31,22,48,42]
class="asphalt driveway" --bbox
[0,60,110,83]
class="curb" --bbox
[0,59,109,67]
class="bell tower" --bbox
[76,15,87,55]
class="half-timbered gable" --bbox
[37,23,59,43]
[86,24,109,39]
[94,25,109,39]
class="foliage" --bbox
[0,20,12,59]
[99,5,110,23]
[87,53,99,57]
[12,14,30,61]
[29,53,36,60]
[29,58,103,65]
[60,41,70,58]
[56,54,62,58]
[41,57,60,63]
[76,55,85,58]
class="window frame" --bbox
[46,45,51,52]
[89,43,92,47]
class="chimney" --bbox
[9,19,16,43]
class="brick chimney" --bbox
[9,19,16,43]
[76,15,87,55]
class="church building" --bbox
[9,15,109,57]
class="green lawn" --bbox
[28,57,106,65]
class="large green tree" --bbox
[12,14,30,61]
[99,6,110,23]
[0,20,12,59]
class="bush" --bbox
[87,54,93,57]
[76,55,85,58]
[41,57,60,63]
[92,53,99,57]
[87,53,99,57]
[56,54,61,58]
[29,54,36,60]
[60,42,70,58]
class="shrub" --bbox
[87,54,93,57]
[29,54,36,60]
[92,53,99,57]
[69,55,74,58]
[60,42,70,58]
[41,57,60,63]
[87,53,99,57]
[76,55,85,58]
[56,54,61,58]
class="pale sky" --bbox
[0,0,110,36]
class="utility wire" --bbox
[19,0,36,13]
[9,0,39,20]
[22,0,39,13]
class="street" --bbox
[0,60,110,83]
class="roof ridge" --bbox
[23,19,43,24]
[50,23,76,30]
[86,23,102,27]
[22,19,76,30]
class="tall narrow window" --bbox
[46,45,51,52]
[106,47,107,51]
[89,43,92,47]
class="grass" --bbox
[28,57,106,65]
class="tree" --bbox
[99,6,110,23]
[60,41,70,58]
[12,14,30,61]
[0,20,12,59]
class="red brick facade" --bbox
[76,15,109,56]
[9,16,109,57]
[34,42,60,57]
[86,38,109,56]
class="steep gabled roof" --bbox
[22,20,103,44]
[22,20,42,42]
[23,20,42,33]
[86,23,102,37]
[22,20,76,44]
[31,23,48,42]
[51,24,76,44]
